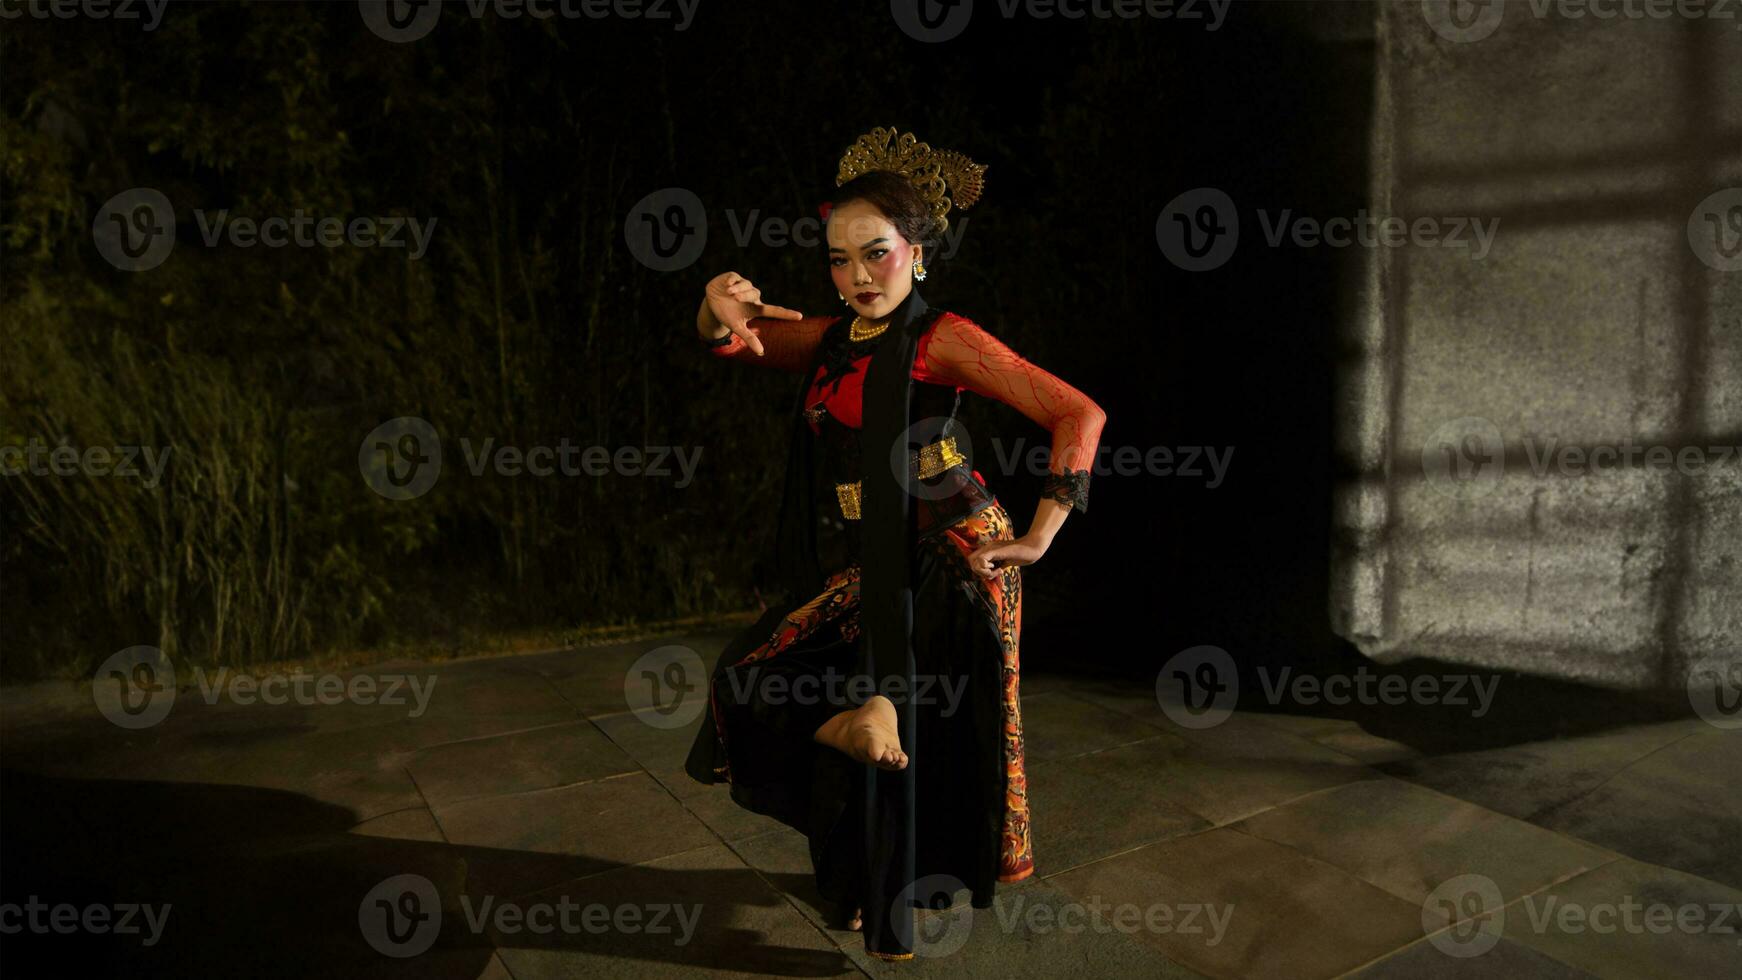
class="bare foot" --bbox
[814,695,908,770]
[848,907,863,931]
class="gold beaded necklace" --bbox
[849,314,889,342]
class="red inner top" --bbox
[802,321,958,432]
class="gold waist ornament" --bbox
[834,436,965,520]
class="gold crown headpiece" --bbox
[833,126,987,236]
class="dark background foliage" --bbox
[1,1,1372,680]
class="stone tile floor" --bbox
[0,629,1737,978]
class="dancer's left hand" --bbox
[966,535,1047,579]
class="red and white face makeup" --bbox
[826,199,924,323]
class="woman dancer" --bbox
[683,127,1106,961]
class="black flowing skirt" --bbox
[683,500,1032,940]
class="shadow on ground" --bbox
[0,770,851,978]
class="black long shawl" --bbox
[768,284,940,958]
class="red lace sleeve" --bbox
[704,316,836,373]
[920,313,1107,513]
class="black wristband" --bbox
[1040,469,1091,514]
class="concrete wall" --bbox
[1332,1,1742,689]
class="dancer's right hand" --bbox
[705,271,805,357]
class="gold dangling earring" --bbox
[913,260,927,282]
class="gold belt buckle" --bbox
[912,435,964,480]
[835,436,963,520]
